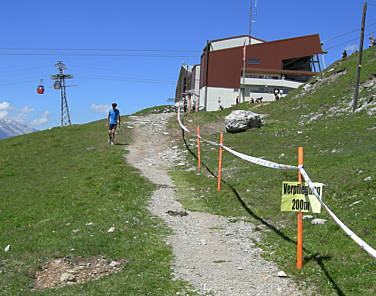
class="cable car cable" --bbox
[325,32,374,50]
[0,47,200,53]
[76,74,175,85]
[0,53,197,58]
[322,21,376,43]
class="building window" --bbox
[248,59,260,64]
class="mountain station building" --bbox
[175,34,324,111]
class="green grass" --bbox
[170,48,376,295]
[132,105,175,116]
[0,119,196,295]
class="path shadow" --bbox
[181,129,345,296]
[182,129,294,244]
[304,253,344,296]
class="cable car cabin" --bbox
[37,85,44,94]
[53,81,61,89]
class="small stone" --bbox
[311,218,327,225]
[348,200,362,207]
[364,176,372,181]
[107,226,115,233]
[277,271,287,277]
[86,222,94,226]
[60,272,75,282]
[303,215,313,220]
[109,261,119,267]
[72,229,79,233]
[4,245,10,252]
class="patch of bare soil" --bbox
[32,256,126,291]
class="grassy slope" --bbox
[0,119,193,295]
[171,48,376,296]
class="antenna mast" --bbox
[249,0,258,45]
[51,61,73,127]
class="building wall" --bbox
[201,82,301,111]
[175,66,192,102]
[200,34,322,89]
[193,65,201,107]
[200,86,240,111]
[190,65,201,95]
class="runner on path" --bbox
[106,102,121,145]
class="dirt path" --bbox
[125,113,301,296]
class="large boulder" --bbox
[225,110,265,133]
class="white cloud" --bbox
[90,104,110,114]
[0,101,48,127]
[0,101,11,110]
[0,111,8,119]
[14,105,34,123]
[21,106,34,113]
[31,111,50,127]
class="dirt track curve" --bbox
[125,112,302,296]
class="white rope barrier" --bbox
[299,167,376,258]
[177,107,376,259]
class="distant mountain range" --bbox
[0,119,38,139]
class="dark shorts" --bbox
[108,124,117,130]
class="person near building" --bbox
[218,97,224,110]
[106,102,121,146]
[342,50,347,59]
[183,97,187,113]
[370,36,376,47]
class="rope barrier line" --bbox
[299,167,376,259]
[176,107,376,259]
[222,145,298,170]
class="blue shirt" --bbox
[108,108,120,124]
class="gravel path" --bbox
[125,113,302,296]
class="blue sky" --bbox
[0,0,375,130]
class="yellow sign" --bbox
[281,181,323,213]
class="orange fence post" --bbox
[217,132,223,191]
[197,126,201,169]
[297,147,304,269]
